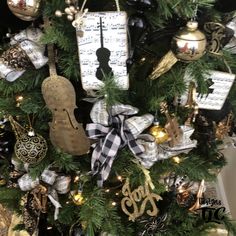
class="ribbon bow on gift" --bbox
[18,169,71,220]
[86,99,154,186]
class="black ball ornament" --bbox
[126,0,157,12]
[128,14,149,48]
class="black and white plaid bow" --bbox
[86,114,144,187]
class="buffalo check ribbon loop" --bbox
[86,100,154,187]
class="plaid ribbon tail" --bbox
[91,128,121,187]
[123,123,145,156]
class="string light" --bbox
[47,226,53,230]
[173,156,181,164]
[117,175,122,181]
[15,95,24,107]
[111,202,117,206]
[74,176,80,182]
[105,189,110,193]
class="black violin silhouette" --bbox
[96,17,113,81]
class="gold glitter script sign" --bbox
[121,178,162,221]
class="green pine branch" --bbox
[79,187,106,236]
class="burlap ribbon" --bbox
[18,169,71,220]
[86,100,154,186]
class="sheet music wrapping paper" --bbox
[180,70,235,110]
[0,27,48,82]
[76,12,129,91]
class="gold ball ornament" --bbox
[71,191,85,206]
[15,132,48,164]
[149,121,169,144]
[7,0,41,21]
[171,21,207,62]
[0,178,6,186]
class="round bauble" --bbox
[0,177,6,186]
[126,0,156,11]
[128,14,149,48]
[71,190,85,206]
[14,132,47,164]
[128,14,148,32]
[149,122,169,144]
[171,21,207,62]
[7,0,41,21]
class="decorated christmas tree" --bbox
[0,0,236,235]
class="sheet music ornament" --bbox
[76,11,129,91]
[149,21,207,80]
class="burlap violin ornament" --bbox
[42,20,90,156]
